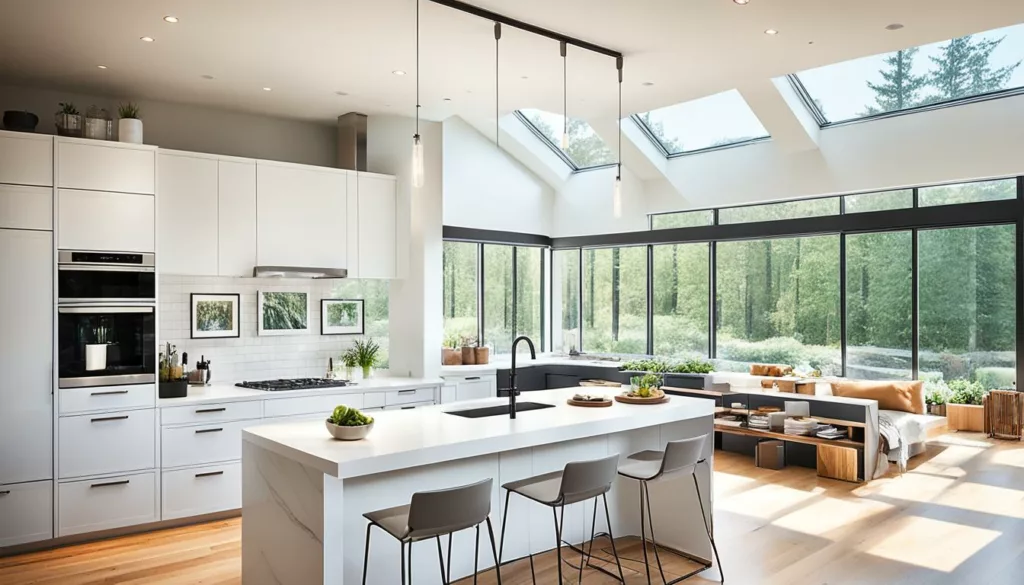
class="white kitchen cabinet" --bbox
[262,393,364,419]
[218,159,257,277]
[0,130,52,187]
[161,463,241,520]
[58,189,154,252]
[158,153,218,276]
[0,229,52,485]
[162,420,253,469]
[256,161,347,269]
[441,374,498,404]
[0,184,52,231]
[57,139,155,195]
[161,400,262,426]
[384,401,434,411]
[58,409,156,479]
[0,480,53,546]
[355,173,398,278]
[58,471,157,536]
[345,172,360,276]
[440,384,457,404]
[59,384,156,416]
[384,387,436,406]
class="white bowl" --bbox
[325,420,374,441]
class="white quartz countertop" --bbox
[439,354,624,377]
[156,376,444,407]
[242,387,716,479]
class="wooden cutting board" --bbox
[567,398,613,407]
[614,391,669,405]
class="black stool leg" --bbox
[436,536,448,585]
[553,505,565,584]
[485,517,503,585]
[401,542,407,585]
[498,489,510,563]
[693,473,724,582]
[362,523,374,585]
[644,482,669,583]
[447,533,453,584]
[473,524,480,585]
[639,483,652,585]
[602,493,626,583]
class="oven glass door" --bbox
[58,267,156,302]
[58,306,156,388]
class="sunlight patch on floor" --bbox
[932,481,1024,519]
[712,470,758,496]
[865,471,956,503]
[991,446,1024,469]
[863,516,1000,572]
[908,462,967,479]
[717,482,823,519]
[772,495,892,536]
[920,444,988,468]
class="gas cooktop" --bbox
[235,378,354,392]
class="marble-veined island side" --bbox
[241,387,716,584]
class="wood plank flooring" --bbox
[4,432,1024,584]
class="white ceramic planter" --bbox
[85,344,108,371]
[118,118,143,144]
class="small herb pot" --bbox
[461,346,477,365]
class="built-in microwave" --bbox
[57,305,156,388]
[58,250,155,304]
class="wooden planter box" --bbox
[947,403,985,432]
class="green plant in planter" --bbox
[672,358,715,374]
[443,332,460,349]
[947,379,986,406]
[924,380,951,406]
[59,102,79,116]
[630,373,663,398]
[352,338,381,376]
[118,102,140,119]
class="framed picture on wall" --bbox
[321,299,365,335]
[257,291,310,336]
[190,293,241,339]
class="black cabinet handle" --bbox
[398,389,417,394]
[195,407,226,414]
[401,406,416,410]
[0,490,10,496]
[195,471,225,478]
[90,479,130,489]
[91,390,129,396]
[195,427,224,434]
[91,415,129,423]
[465,376,481,381]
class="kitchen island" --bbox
[241,387,716,585]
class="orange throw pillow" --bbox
[830,380,925,414]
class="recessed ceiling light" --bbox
[642,81,655,86]
[733,0,750,4]
[392,70,406,76]
[163,16,179,23]
[201,74,215,80]
[764,29,778,35]
[808,41,815,45]
[521,76,529,80]
[335,91,349,96]
[885,23,905,31]
[262,87,272,91]
[443,97,452,101]
[140,36,154,42]
[96,65,107,69]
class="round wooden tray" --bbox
[614,391,669,405]
[567,398,613,408]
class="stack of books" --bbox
[783,417,821,436]
[815,426,847,440]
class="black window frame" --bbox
[513,110,617,173]
[630,114,771,159]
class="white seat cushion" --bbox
[880,410,946,446]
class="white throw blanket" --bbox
[876,412,908,478]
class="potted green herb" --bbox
[353,338,381,379]
[460,335,477,366]
[946,379,986,431]
[925,380,951,417]
[628,372,663,398]
[341,347,358,380]
[55,102,82,137]
[442,332,462,366]
[117,102,143,144]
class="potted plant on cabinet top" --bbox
[946,379,986,432]
[442,333,462,366]
[353,337,381,379]
[341,347,358,380]
[55,102,82,137]
[118,102,143,144]
[460,336,477,366]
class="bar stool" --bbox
[617,434,723,584]
[498,454,626,584]
[361,478,501,585]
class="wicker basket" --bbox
[441,348,462,366]
[986,390,1023,440]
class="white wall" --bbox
[442,116,554,235]
[0,83,336,166]
[550,165,649,237]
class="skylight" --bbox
[516,109,616,171]
[792,23,1024,125]
[633,89,770,155]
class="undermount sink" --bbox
[445,402,555,419]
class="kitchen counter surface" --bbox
[242,387,716,479]
[156,375,444,407]
[439,353,623,376]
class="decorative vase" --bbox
[928,403,946,417]
[442,348,462,366]
[474,346,490,365]
[85,344,108,371]
[3,110,38,132]
[361,366,373,379]
[55,113,82,137]
[344,366,355,381]
[118,118,143,144]
[461,346,477,365]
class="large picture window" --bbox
[582,247,648,354]
[482,245,515,354]
[515,247,544,350]
[442,241,478,343]
[652,243,709,358]
[554,249,581,353]
[716,236,842,375]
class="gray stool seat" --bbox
[616,450,667,481]
[501,470,562,504]
[363,504,412,541]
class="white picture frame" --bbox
[257,290,310,336]
[321,299,365,335]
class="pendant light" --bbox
[411,0,424,188]
[494,22,502,147]
[613,56,623,219]
[560,41,569,150]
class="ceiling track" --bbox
[426,0,623,60]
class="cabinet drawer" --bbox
[161,400,262,426]
[58,409,155,479]
[58,189,154,252]
[60,384,155,415]
[0,480,52,547]
[263,393,363,419]
[0,131,52,186]
[456,379,496,402]
[384,400,434,411]
[363,392,385,409]
[161,462,241,520]
[0,185,52,231]
[384,387,435,406]
[58,140,155,194]
[161,420,251,469]
[58,471,157,536]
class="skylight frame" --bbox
[631,90,772,158]
[513,110,617,173]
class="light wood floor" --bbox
[4,433,1024,584]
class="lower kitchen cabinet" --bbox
[384,387,436,406]
[384,401,434,410]
[0,480,52,547]
[441,374,498,403]
[58,408,156,479]
[161,420,252,469]
[161,463,241,520]
[263,393,364,419]
[58,471,158,537]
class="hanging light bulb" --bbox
[613,56,623,219]
[411,0,424,188]
[560,41,569,150]
[613,173,622,219]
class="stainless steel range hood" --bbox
[252,266,348,279]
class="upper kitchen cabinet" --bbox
[158,152,218,276]
[57,138,156,195]
[58,189,155,252]
[355,172,398,279]
[218,159,257,277]
[0,130,52,187]
[256,161,347,269]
